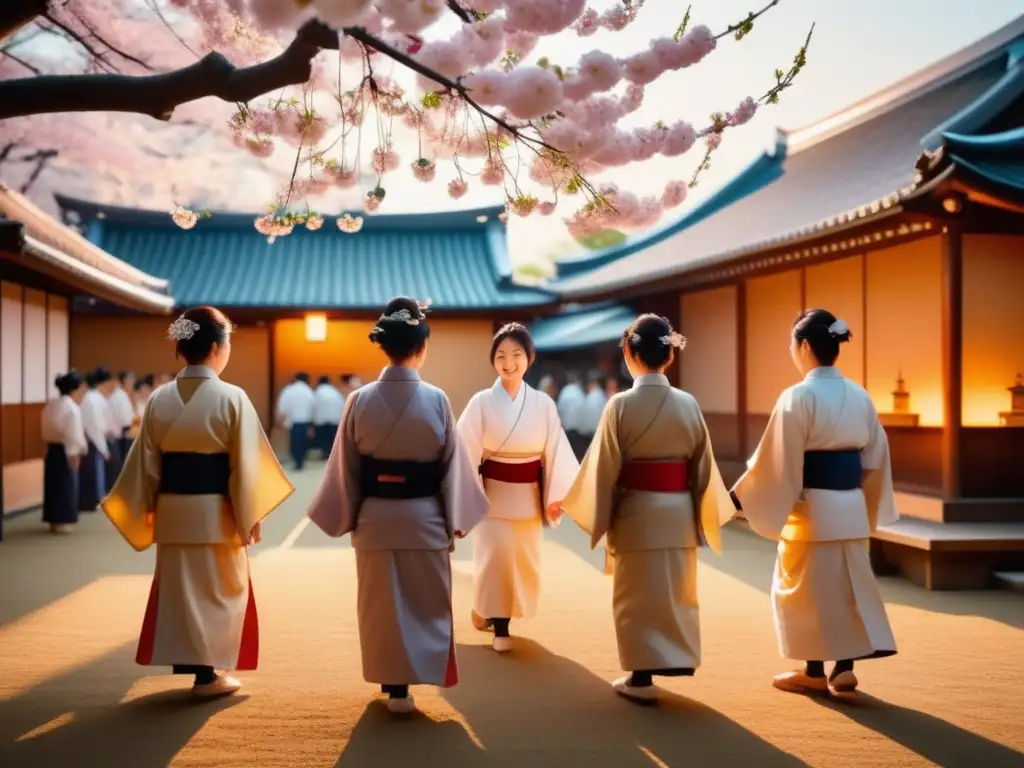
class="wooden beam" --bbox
[736,280,749,460]
[799,267,806,310]
[861,253,868,388]
[940,223,963,500]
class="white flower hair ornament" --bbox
[380,308,421,326]
[630,333,642,344]
[827,319,849,338]
[659,332,688,349]
[168,315,200,341]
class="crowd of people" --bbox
[40,296,899,713]
[273,372,363,470]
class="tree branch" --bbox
[0,0,48,43]
[1,47,41,74]
[19,148,57,193]
[0,20,337,121]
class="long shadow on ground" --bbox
[341,639,809,767]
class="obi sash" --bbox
[803,450,862,491]
[479,459,542,484]
[159,452,230,495]
[618,461,689,493]
[360,456,443,499]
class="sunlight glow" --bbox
[15,712,76,741]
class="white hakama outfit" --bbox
[103,366,293,673]
[40,396,88,527]
[458,380,579,624]
[733,366,898,664]
[562,374,733,684]
[308,367,489,692]
[79,389,109,511]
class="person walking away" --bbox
[556,371,586,460]
[313,375,345,458]
[103,306,293,697]
[580,370,608,447]
[308,297,489,714]
[79,368,112,512]
[560,314,733,702]
[110,371,136,459]
[276,372,315,470]
[41,371,88,533]
[730,309,898,699]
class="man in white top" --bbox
[110,371,136,458]
[581,370,608,442]
[276,372,316,470]
[80,367,115,510]
[556,370,587,460]
[312,375,345,458]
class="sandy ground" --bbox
[1,464,1022,768]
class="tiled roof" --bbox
[55,197,555,311]
[530,303,636,352]
[0,185,174,314]
[945,125,1024,194]
[554,17,1023,299]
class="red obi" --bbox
[480,459,542,484]
[617,461,689,492]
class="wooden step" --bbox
[993,572,1024,593]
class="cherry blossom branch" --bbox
[445,0,475,25]
[18,147,57,193]
[713,0,781,40]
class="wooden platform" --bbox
[871,518,1024,590]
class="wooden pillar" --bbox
[940,223,963,499]
[737,280,749,459]
[266,320,276,429]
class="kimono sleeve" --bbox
[308,392,362,537]
[541,394,579,507]
[861,400,898,531]
[229,390,295,540]
[455,393,486,490]
[560,396,622,550]
[101,399,160,552]
[689,404,734,555]
[443,393,490,535]
[731,388,808,541]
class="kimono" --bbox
[457,379,579,622]
[308,366,489,687]
[40,395,88,526]
[102,366,294,671]
[78,388,109,511]
[103,393,123,492]
[732,366,898,663]
[561,373,733,674]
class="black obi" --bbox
[360,456,443,499]
[802,450,862,491]
[159,452,230,495]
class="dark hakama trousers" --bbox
[43,443,79,526]
[315,423,337,457]
[78,443,106,512]
[105,437,123,493]
[566,429,591,461]
[290,422,310,470]
[119,429,134,464]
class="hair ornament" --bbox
[168,315,200,341]
[630,333,642,345]
[659,332,688,349]
[380,308,420,326]
[827,319,849,337]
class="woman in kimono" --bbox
[103,306,294,697]
[457,323,578,652]
[730,309,897,700]
[308,296,490,715]
[40,371,88,533]
[79,368,113,512]
[560,314,733,702]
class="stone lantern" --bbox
[879,369,919,427]
[892,370,910,414]
[999,373,1024,426]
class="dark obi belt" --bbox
[479,459,542,484]
[617,461,689,493]
[360,456,443,499]
[803,450,862,491]
[159,452,230,495]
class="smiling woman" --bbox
[456,322,580,653]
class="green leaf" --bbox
[575,229,627,250]
[553,64,564,81]
[673,6,692,41]
[420,91,442,109]
[565,177,581,195]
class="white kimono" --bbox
[561,373,733,673]
[732,366,898,663]
[458,379,579,621]
[103,366,294,670]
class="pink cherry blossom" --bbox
[538,201,557,216]
[501,66,564,119]
[378,0,445,33]
[462,70,509,106]
[622,51,664,86]
[371,148,400,174]
[706,132,722,150]
[505,0,586,36]
[480,161,504,185]
[466,0,505,11]
[365,193,383,212]
[415,41,472,90]
[448,179,469,199]
[310,0,373,28]
[662,121,696,157]
[662,181,687,208]
[306,213,325,230]
[577,50,623,94]
[457,16,506,67]
[504,30,538,58]
[729,97,758,126]
[248,0,306,30]
[245,137,275,158]
[574,7,599,36]
[337,213,364,233]
[411,159,436,182]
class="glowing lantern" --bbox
[305,313,327,343]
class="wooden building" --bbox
[536,16,1024,589]
[0,185,174,539]
[57,198,557,428]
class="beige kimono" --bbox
[732,366,898,662]
[561,373,732,673]
[102,366,294,670]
